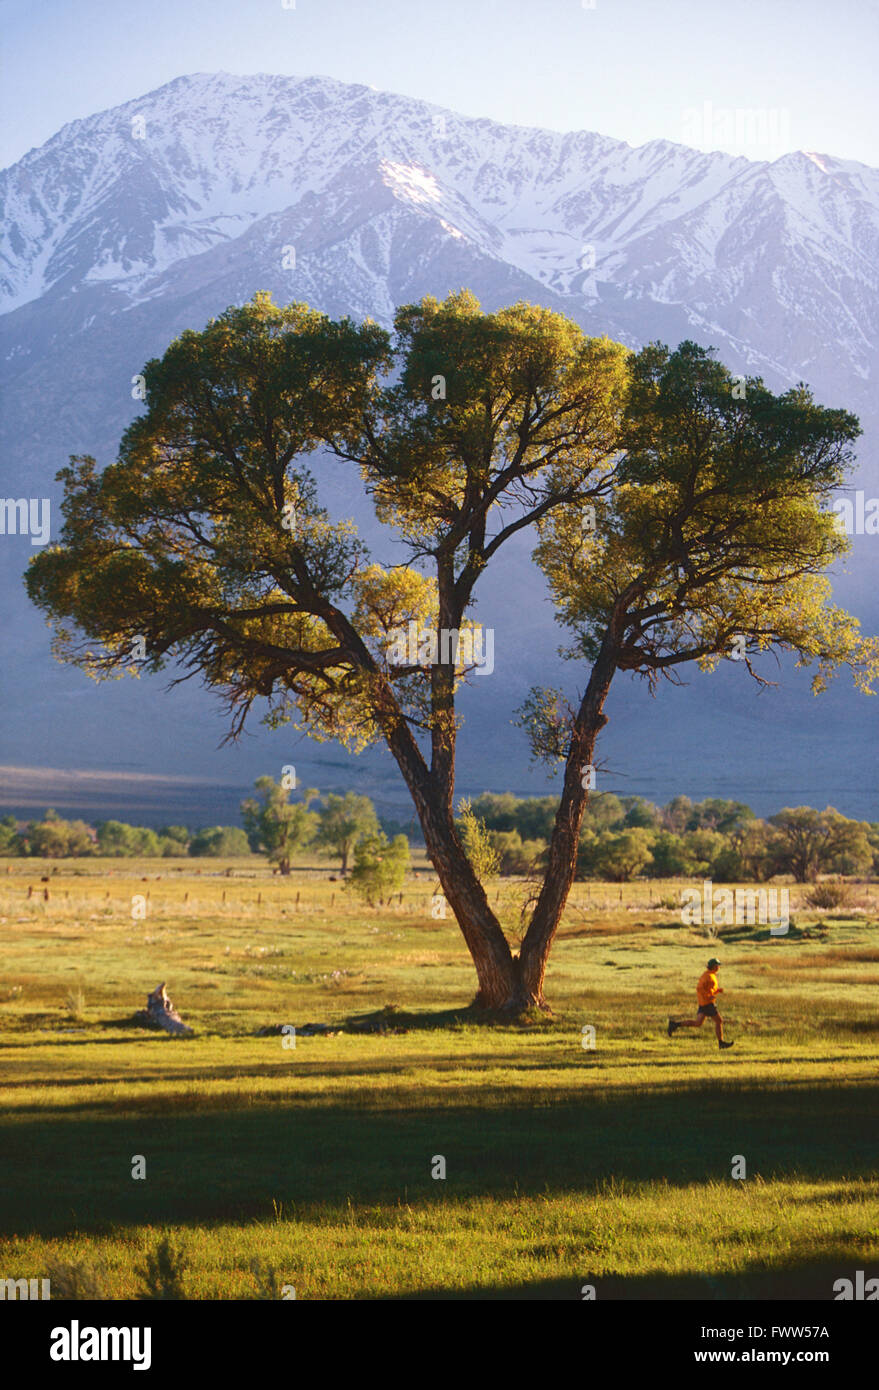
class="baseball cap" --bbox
[707,958,720,969]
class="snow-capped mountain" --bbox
[4,71,879,395]
[1,73,877,820]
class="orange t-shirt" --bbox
[697,970,720,1006]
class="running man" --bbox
[668,957,734,1049]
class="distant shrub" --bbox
[489,829,546,876]
[64,987,86,1021]
[45,1258,107,1299]
[25,811,94,857]
[249,1258,287,1299]
[804,881,853,909]
[347,832,410,905]
[188,826,251,857]
[136,1234,187,1300]
[455,798,500,880]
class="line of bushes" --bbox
[468,793,879,884]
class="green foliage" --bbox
[25,293,389,747]
[25,811,94,858]
[316,792,379,873]
[661,795,693,833]
[96,820,162,857]
[685,798,755,835]
[646,831,698,879]
[4,814,198,859]
[455,798,500,881]
[469,793,522,834]
[188,825,252,857]
[769,806,872,882]
[469,793,558,842]
[378,814,423,844]
[346,831,410,905]
[533,339,876,696]
[0,814,22,855]
[159,825,191,851]
[582,792,625,833]
[513,687,573,769]
[241,777,319,874]
[732,821,781,883]
[681,829,729,877]
[587,829,655,881]
[488,829,548,876]
[621,796,661,829]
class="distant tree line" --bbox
[2,790,876,885]
[0,810,253,860]
[468,793,879,884]
[0,783,399,877]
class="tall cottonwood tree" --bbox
[26,291,877,1011]
[315,791,379,874]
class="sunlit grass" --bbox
[1,857,877,1299]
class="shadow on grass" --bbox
[5,1050,879,1098]
[1,1077,877,1239]
[395,1246,865,1300]
[833,1019,879,1035]
[337,1003,548,1033]
[716,922,831,946]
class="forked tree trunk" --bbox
[518,635,619,1006]
[384,698,612,1011]
[377,617,620,1013]
[383,711,519,1009]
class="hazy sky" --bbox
[2,0,877,168]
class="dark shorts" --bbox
[697,1004,719,1018]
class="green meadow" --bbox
[1,859,877,1300]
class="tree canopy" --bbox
[241,776,319,875]
[26,289,877,1010]
[315,791,379,874]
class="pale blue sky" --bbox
[1,0,877,168]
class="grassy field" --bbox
[1,857,877,1300]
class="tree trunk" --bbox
[373,613,620,1013]
[332,596,525,1010]
[424,807,522,1010]
[382,708,521,1009]
[518,630,620,1006]
[138,982,194,1036]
